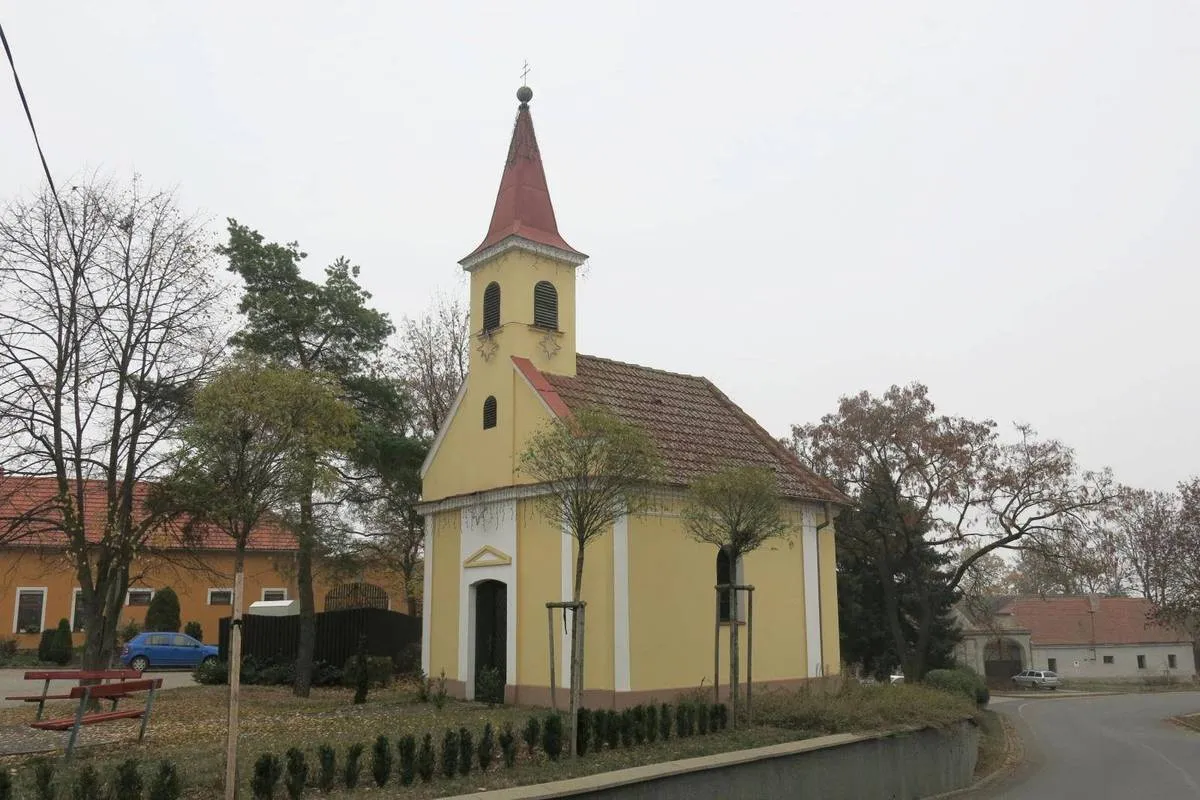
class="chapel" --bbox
[417,86,846,707]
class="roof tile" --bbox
[1000,595,1189,646]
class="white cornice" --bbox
[459,235,588,272]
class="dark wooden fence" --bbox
[219,607,421,669]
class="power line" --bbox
[0,20,81,262]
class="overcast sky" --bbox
[3,2,1197,491]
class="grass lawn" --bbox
[0,679,978,798]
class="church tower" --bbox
[459,85,587,379]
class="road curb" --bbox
[925,712,1022,799]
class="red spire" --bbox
[461,87,585,265]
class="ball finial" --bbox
[517,85,533,104]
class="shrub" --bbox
[144,588,181,632]
[646,704,659,742]
[417,734,435,782]
[316,745,336,793]
[398,734,416,786]
[0,769,10,800]
[432,669,449,709]
[193,659,228,685]
[542,713,564,760]
[352,636,370,705]
[112,759,143,800]
[478,722,496,771]
[499,722,518,767]
[252,754,282,800]
[441,729,459,778]
[343,655,392,691]
[631,705,646,744]
[118,618,142,645]
[72,764,101,800]
[522,716,540,756]
[34,761,55,800]
[713,703,728,730]
[676,703,694,737]
[284,748,307,800]
[576,708,592,755]
[925,668,988,706]
[184,621,204,642]
[697,702,710,734]
[658,703,672,740]
[604,710,621,749]
[343,743,363,789]
[395,642,422,675]
[148,761,180,800]
[36,629,55,663]
[371,734,392,787]
[476,665,505,706]
[49,619,73,665]
[0,638,17,663]
[593,708,609,750]
[458,727,473,776]
[619,710,634,747]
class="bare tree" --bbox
[0,177,226,669]
[519,406,661,755]
[682,465,790,727]
[396,294,469,439]
[793,384,1118,678]
[1113,487,1182,605]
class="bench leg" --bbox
[35,678,50,722]
[64,687,90,762]
[138,686,156,743]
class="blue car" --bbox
[121,632,219,672]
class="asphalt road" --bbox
[972,691,1200,799]
[0,668,196,708]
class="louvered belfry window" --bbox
[533,281,558,329]
[483,396,497,429]
[483,282,501,332]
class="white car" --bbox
[1012,669,1061,690]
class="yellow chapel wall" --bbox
[515,500,560,687]
[628,500,820,693]
[427,509,462,681]
[819,523,841,675]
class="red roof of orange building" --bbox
[0,475,298,553]
[461,87,585,264]
[515,354,848,504]
[1000,595,1190,646]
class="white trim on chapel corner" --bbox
[421,514,433,676]
[12,586,47,634]
[613,514,631,692]
[418,380,469,480]
[802,507,823,677]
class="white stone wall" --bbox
[1031,643,1196,680]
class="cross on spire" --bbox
[521,60,531,86]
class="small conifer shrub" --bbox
[542,713,564,760]
[148,761,181,800]
[72,764,101,800]
[371,735,392,787]
[659,703,673,741]
[316,746,336,793]
[576,708,593,755]
[522,716,541,756]
[499,723,518,768]
[478,722,496,772]
[343,743,363,789]
[605,710,621,749]
[251,754,282,800]
[34,761,55,800]
[441,729,459,778]
[112,759,143,800]
[458,727,473,776]
[417,734,436,782]
[646,704,659,742]
[398,734,417,786]
[284,748,307,800]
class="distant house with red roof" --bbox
[954,595,1196,683]
[0,475,411,649]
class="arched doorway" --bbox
[983,637,1024,685]
[324,582,389,611]
[473,580,506,702]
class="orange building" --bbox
[0,476,410,648]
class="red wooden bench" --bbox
[29,677,162,759]
[5,669,141,721]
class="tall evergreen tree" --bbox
[835,470,960,680]
[218,221,420,696]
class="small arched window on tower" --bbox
[483,396,497,430]
[533,281,558,329]
[717,546,734,623]
[483,282,501,333]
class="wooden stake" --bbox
[224,566,245,799]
